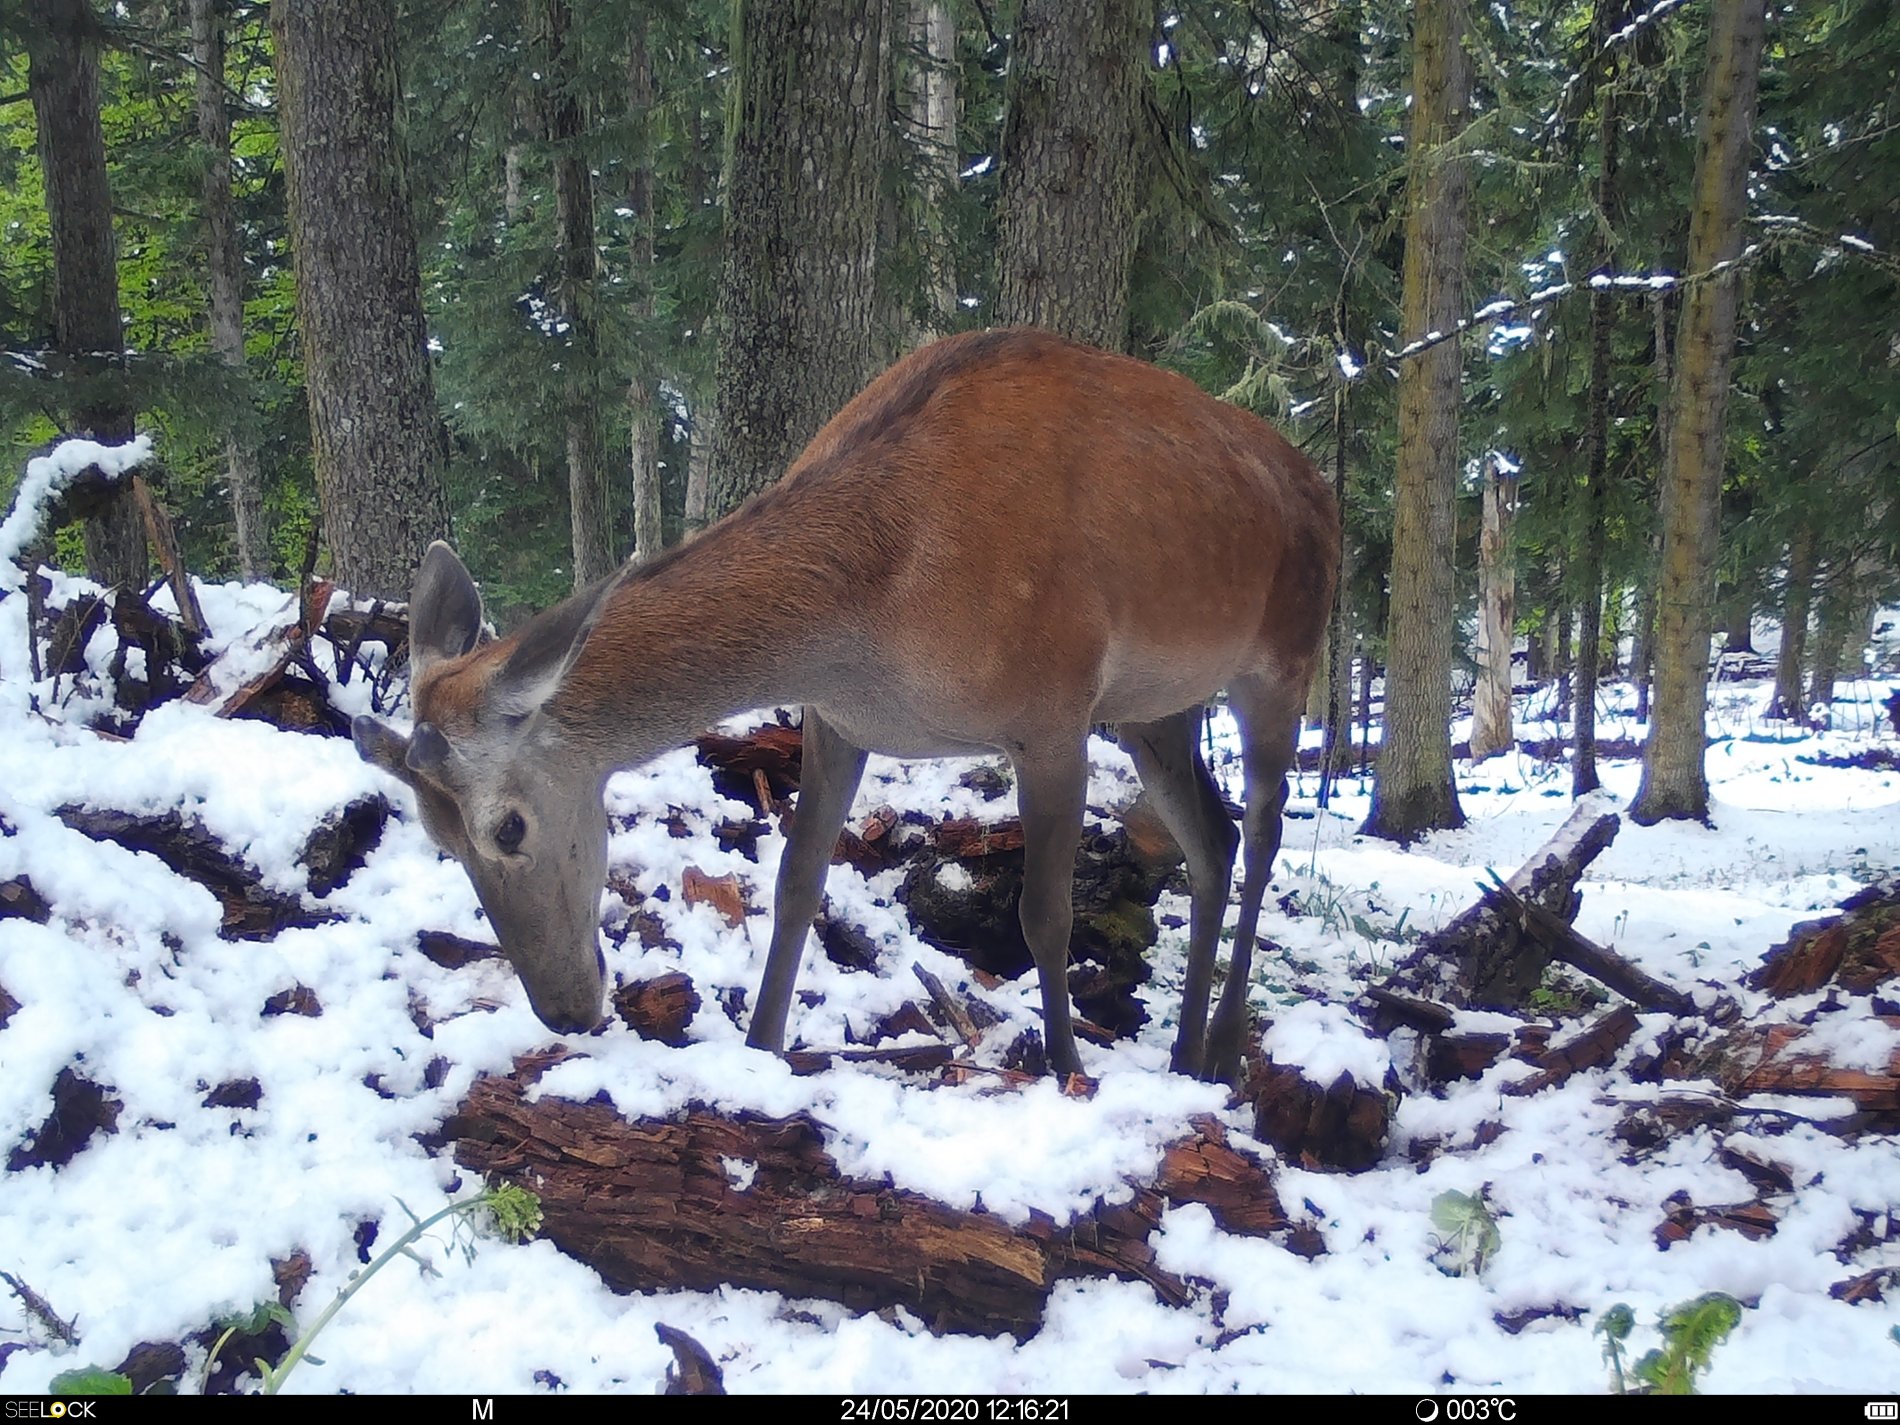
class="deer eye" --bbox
[494,811,526,855]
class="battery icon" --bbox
[1866,1404,1897,1419]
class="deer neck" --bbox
[546,495,870,777]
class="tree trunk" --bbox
[1631,0,1766,826]
[538,0,615,590]
[1768,521,1814,721]
[682,407,713,537]
[1550,585,1565,729]
[902,0,960,338]
[1809,555,1866,713]
[1364,0,1470,841]
[1721,590,1756,654]
[25,0,149,594]
[1574,64,1622,797]
[994,0,1146,350]
[1469,456,1517,761]
[705,0,891,521]
[191,0,269,580]
[273,0,450,599]
[627,14,664,563]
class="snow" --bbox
[0,436,153,588]
[0,574,1897,1396]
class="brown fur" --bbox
[377,329,1339,1069]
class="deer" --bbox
[351,327,1338,1082]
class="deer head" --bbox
[352,542,625,1034]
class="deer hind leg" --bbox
[1010,737,1090,1077]
[1121,709,1240,1080]
[1204,671,1305,1083]
[747,708,867,1054]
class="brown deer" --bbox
[352,328,1338,1081]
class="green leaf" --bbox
[47,1368,133,1395]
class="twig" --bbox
[911,961,983,1048]
[1,1270,77,1346]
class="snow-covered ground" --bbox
[1,573,1897,1395]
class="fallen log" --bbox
[1751,881,1900,997]
[55,805,327,940]
[1503,1004,1639,1096]
[1386,800,1621,1009]
[1683,1019,1900,1111]
[448,1056,1286,1336]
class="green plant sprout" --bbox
[252,1183,541,1396]
[1429,1189,1501,1277]
[1598,1294,1743,1395]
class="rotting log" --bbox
[1752,881,1900,997]
[54,805,326,940]
[1677,1019,1900,1112]
[1246,1057,1391,1172]
[1502,1004,1639,1096]
[1386,800,1621,1009]
[447,1056,1287,1336]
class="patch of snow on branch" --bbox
[0,435,153,591]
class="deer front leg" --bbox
[1011,739,1089,1078]
[747,709,868,1054]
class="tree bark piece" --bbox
[447,1059,1281,1336]
[1662,1019,1900,1113]
[1503,1004,1639,1096]
[1247,1060,1390,1172]
[1751,881,1900,997]
[55,805,328,940]
[612,972,700,1046]
[1655,1192,1777,1249]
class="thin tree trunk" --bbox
[627,14,664,563]
[1365,0,1470,841]
[1318,385,1355,797]
[1573,51,1622,796]
[1553,594,1574,722]
[540,0,614,589]
[1470,456,1517,762]
[682,407,713,538]
[1809,555,1866,713]
[1768,522,1815,721]
[25,0,149,594]
[1632,555,1658,723]
[273,0,450,598]
[191,0,269,580]
[994,0,1146,350]
[903,0,960,338]
[706,0,891,520]
[1632,0,1767,825]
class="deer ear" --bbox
[352,715,414,785]
[409,541,486,678]
[491,562,630,720]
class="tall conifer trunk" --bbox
[1632,0,1767,825]
[627,14,664,563]
[706,0,891,519]
[192,0,268,579]
[25,0,149,594]
[274,0,449,598]
[994,0,1146,349]
[1470,455,1517,762]
[1364,0,1470,841]
[1768,522,1815,721]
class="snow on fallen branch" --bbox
[0,435,154,592]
